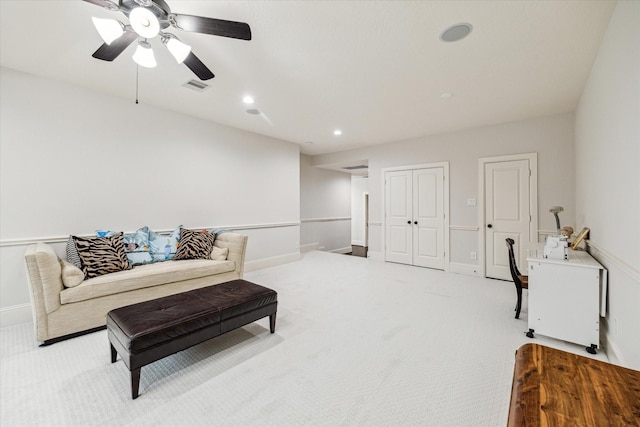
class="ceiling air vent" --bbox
[182,79,210,92]
[342,165,368,170]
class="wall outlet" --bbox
[470,251,477,260]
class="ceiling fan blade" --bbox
[183,52,215,80]
[92,30,138,61]
[172,14,251,41]
[82,0,119,11]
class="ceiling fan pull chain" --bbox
[135,63,139,104]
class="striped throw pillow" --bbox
[174,228,215,260]
[72,233,132,279]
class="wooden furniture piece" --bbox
[107,279,277,399]
[506,238,528,319]
[526,247,607,353]
[507,343,640,426]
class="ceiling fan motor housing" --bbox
[120,0,171,31]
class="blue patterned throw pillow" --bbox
[149,226,182,262]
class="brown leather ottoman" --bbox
[107,279,277,399]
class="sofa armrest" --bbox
[214,233,248,278]
[25,243,64,342]
[25,243,63,315]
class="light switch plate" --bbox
[467,198,477,206]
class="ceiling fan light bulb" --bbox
[129,7,160,39]
[91,17,124,45]
[132,41,157,68]
[165,37,191,64]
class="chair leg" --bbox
[515,287,523,319]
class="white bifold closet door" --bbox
[385,167,445,270]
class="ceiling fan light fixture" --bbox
[163,35,191,64]
[132,40,157,68]
[129,7,160,39]
[91,17,125,45]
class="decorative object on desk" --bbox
[544,206,568,259]
[549,206,564,234]
[560,226,574,238]
[571,227,590,250]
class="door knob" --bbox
[487,224,493,228]
[407,221,411,224]
[414,221,418,225]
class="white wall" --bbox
[299,154,351,252]
[0,67,301,325]
[312,113,575,270]
[351,176,369,247]
[575,1,640,369]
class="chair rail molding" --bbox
[300,217,350,223]
[0,221,301,248]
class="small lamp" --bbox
[549,206,564,234]
[91,17,125,45]
[162,34,191,64]
[132,40,157,68]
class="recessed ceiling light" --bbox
[333,130,342,136]
[440,23,473,42]
[243,96,255,104]
[246,108,260,115]
[440,92,453,99]
[305,141,314,144]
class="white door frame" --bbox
[363,192,369,247]
[382,162,450,271]
[478,153,538,278]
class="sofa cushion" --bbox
[149,226,181,262]
[96,228,154,266]
[73,233,132,279]
[174,228,216,260]
[60,260,85,288]
[210,246,229,261]
[60,259,236,304]
[66,236,83,269]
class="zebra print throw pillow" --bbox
[174,228,216,260]
[72,233,132,279]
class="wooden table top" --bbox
[507,343,640,426]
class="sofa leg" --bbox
[110,343,117,363]
[269,313,276,333]
[131,368,141,399]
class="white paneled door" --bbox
[385,167,445,270]
[484,159,531,280]
[385,171,413,265]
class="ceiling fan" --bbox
[83,0,252,80]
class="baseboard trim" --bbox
[368,251,383,261]
[244,252,301,272]
[300,243,319,253]
[329,246,352,254]
[0,303,32,328]
[449,262,481,277]
[604,328,624,366]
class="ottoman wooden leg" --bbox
[131,368,141,400]
[269,313,276,333]
[110,343,117,363]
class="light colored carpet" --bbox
[0,251,608,426]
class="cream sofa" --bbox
[24,232,248,345]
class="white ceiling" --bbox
[0,1,615,157]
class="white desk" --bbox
[526,247,607,352]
